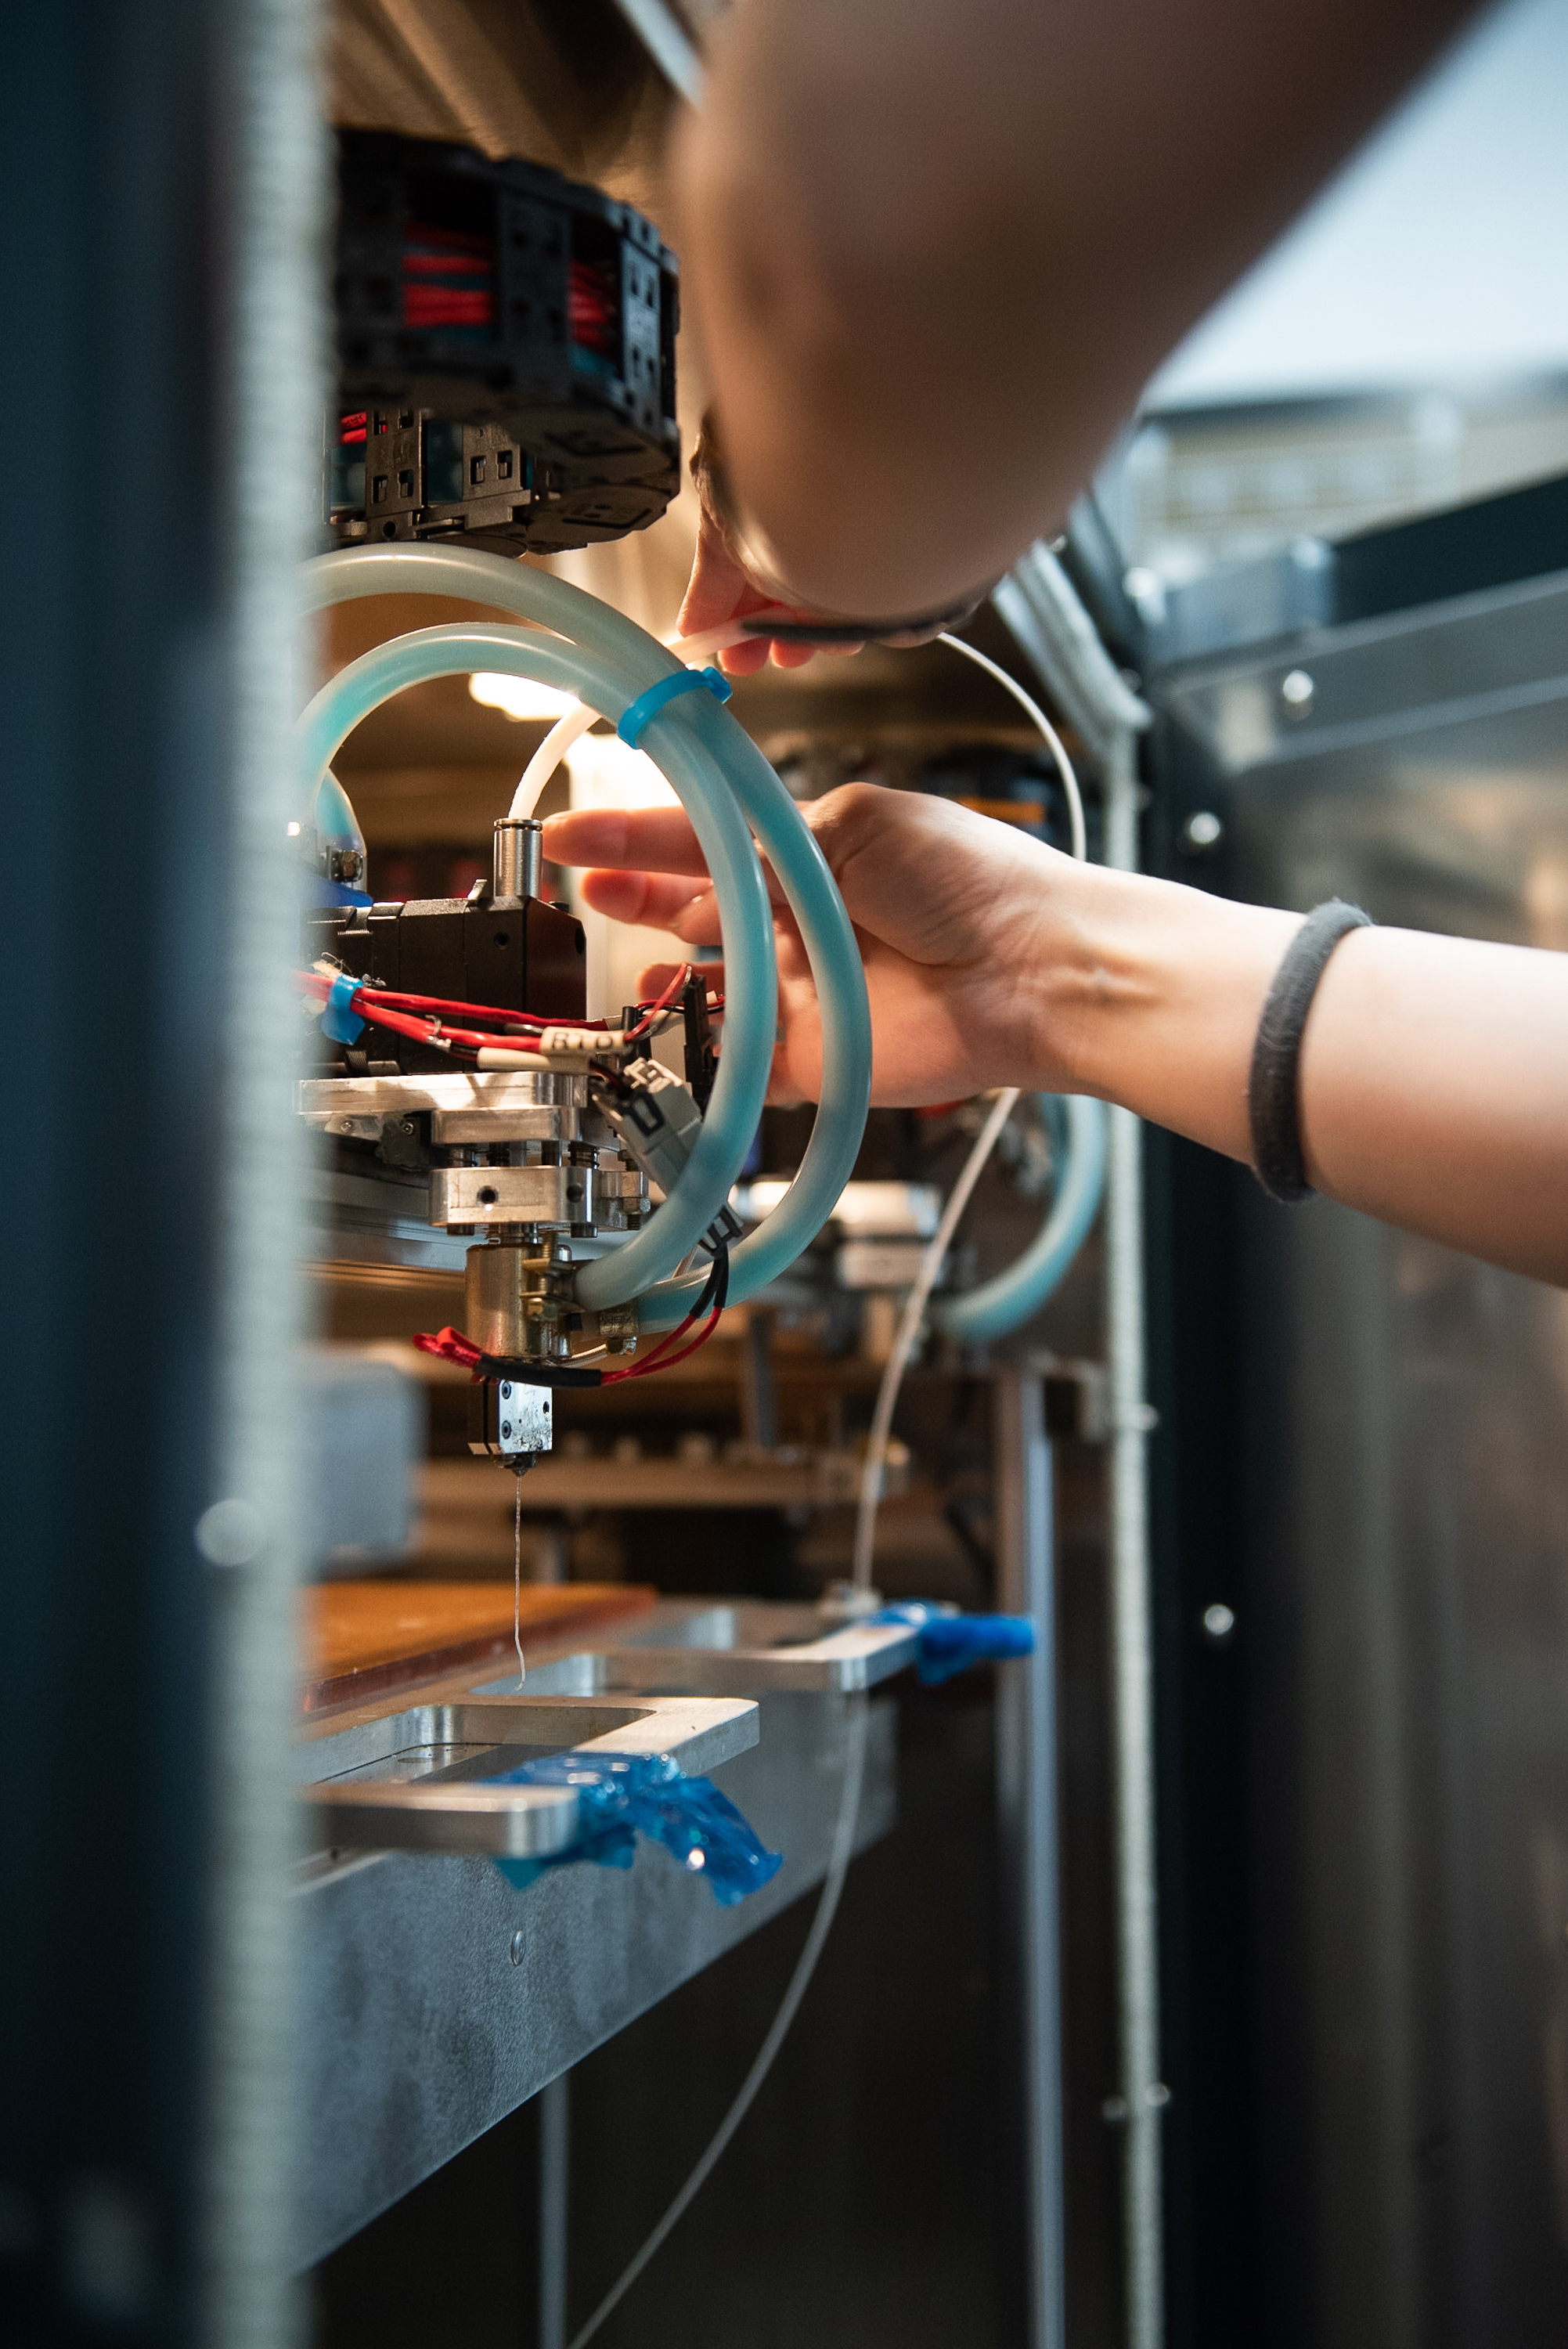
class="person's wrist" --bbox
[1006,859,1144,1098]
[1032,868,1300,1159]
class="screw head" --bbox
[501,1383,513,1399]
[1202,1602,1236,1642]
[501,1423,513,1440]
[1280,667,1314,716]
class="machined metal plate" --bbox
[604,1620,920,1694]
[545,1597,925,1694]
[493,1380,551,1454]
[300,1070,586,1124]
[420,1447,907,1515]
[429,1163,575,1228]
[836,1239,939,1290]
[431,1106,569,1144]
[300,1691,759,1855]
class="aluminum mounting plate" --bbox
[299,1691,759,1856]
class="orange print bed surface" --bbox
[300,1579,656,1712]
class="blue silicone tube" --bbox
[297,547,871,1324]
[632,686,873,1330]
[932,1093,1108,1342]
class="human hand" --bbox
[542,781,1094,1106]
[679,413,863,676]
[677,501,861,677]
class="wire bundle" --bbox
[299,961,711,1070]
[568,258,620,364]
[402,219,494,333]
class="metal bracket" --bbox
[299,1691,759,1856]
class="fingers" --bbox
[675,500,864,675]
[636,958,723,1001]
[716,635,773,677]
[580,868,723,944]
[676,508,754,640]
[543,806,710,876]
[546,806,795,920]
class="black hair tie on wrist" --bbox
[1248,899,1372,1203]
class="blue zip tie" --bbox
[321,970,365,1045]
[616,664,732,750]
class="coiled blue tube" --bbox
[295,547,872,1321]
[295,622,776,1304]
[633,687,872,1330]
[931,1094,1107,1342]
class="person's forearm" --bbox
[674,0,1476,620]
[1048,872,1568,1285]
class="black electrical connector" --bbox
[329,130,680,557]
[681,970,717,1112]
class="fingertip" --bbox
[718,638,770,677]
[541,809,627,866]
[579,867,647,921]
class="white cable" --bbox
[553,619,1086,2343]
[506,608,797,821]
[851,1087,1022,1591]
[849,648,1088,1586]
[565,1697,869,2349]
[937,632,1087,864]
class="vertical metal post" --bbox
[202,1,326,2341]
[1105,728,1164,2349]
[1,0,322,2342]
[539,2073,571,2349]
[993,545,1162,2349]
[995,1373,1066,2349]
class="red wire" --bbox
[600,1281,712,1382]
[603,1300,725,1382]
[412,1296,726,1387]
[297,965,716,1049]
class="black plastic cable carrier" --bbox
[328,129,680,558]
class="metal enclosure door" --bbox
[1152,551,1568,2349]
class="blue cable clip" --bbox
[616,664,732,750]
[320,971,365,1045]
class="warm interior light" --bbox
[470,672,581,722]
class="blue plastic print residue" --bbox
[867,1601,1036,1686]
[485,1749,783,1906]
